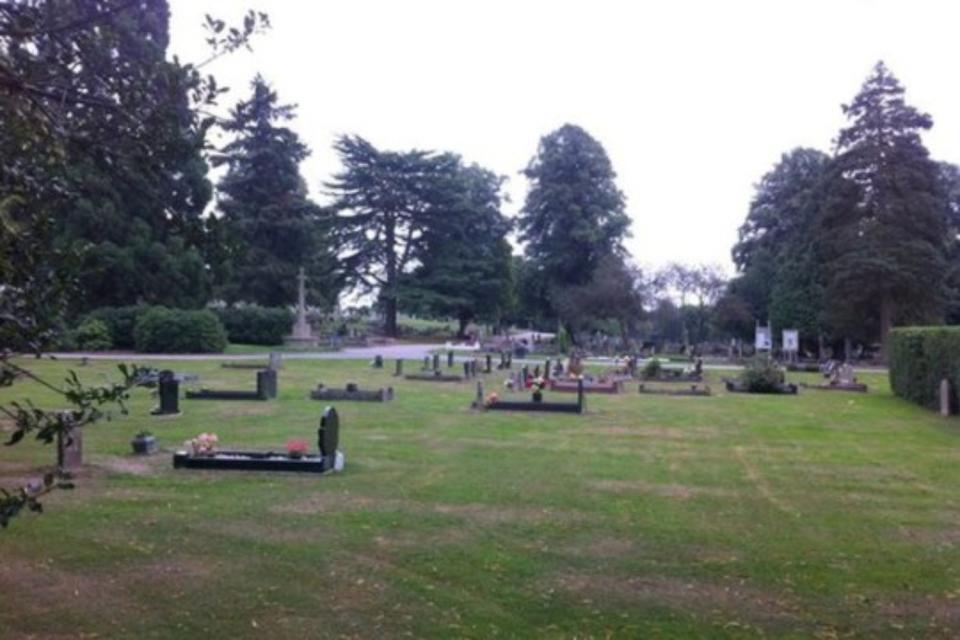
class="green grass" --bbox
[2,359,959,638]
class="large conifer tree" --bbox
[819,62,948,357]
[517,124,631,308]
[213,76,336,308]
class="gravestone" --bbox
[257,369,278,399]
[533,365,541,378]
[285,267,318,346]
[544,360,551,381]
[522,365,530,383]
[554,360,564,377]
[447,350,455,368]
[318,406,340,471]
[463,361,471,378]
[151,369,180,416]
[373,355,384,369]
[423,356,431,371]
[485,354,492,373]
[432,354,440,371]
[268,352,283,371]
[395,359,404,376]
[474,380,484,408]
[346,381,359,393]
[940,378,951,416]
[470,359,478,377]
[57,424,82,473]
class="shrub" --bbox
[214,306,294,346]
[740,357,785,393]
[84,306,155,349]
[889,326,960,411]
[71,318,113,351]
[134,307,227,353]
[642,358,662,379]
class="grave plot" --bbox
[550,378,622,394]
[638,382,711,397]
[310,382,393,402]
[724,379,798,395]
[173,406,344,473]
[405,360,476,383]
[185,369,277,401]
[474,380,585,414]
[799,363,868,393]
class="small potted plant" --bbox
[185,432,218,457]
[286,439,309,460]
[131,430,157,455]
[531,377,546,402]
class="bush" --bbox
[215,306,294,346]
[84,306,155,349]
[889,326,960,411]
[134,307,227,353]
[740,357,786,393]
[642,358,662,379]
[71,318,113,351]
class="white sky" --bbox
[168,0,960,275]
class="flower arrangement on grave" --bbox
[186,432,218,456]
[285,439,309,459]
[484,392,499,407]
[530,377,546,402]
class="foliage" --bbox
[214,305,294,346]
[0,362,152,528]
[552,255,645,343]
[888,326,960,411]
[68,318,113,351]
[82,305,154,349]
[641,358,662,379]
[211,76,338,308]
[739,357,786,393]
[133,307,227,353]
[819,62,949,356]
[517,124,631,312]
[399,163,514,336]
[326,136,467,336]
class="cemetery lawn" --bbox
[2,360,959,639]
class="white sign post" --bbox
[755,321,772,352]
[782,329,799,363]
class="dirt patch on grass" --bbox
[873,595,960,631]
[899,526,960,549]
[93,454,169,476]
[589,479,735,500]
[553,572,803,626]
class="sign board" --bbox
[755,323,772,351]
[782,330,799,353]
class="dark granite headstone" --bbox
[447,350,454,368]
[373,355,383,368]
[470,359,478,377]
[544,360,551,381]
[485,354,493,373]
[152,369,180,416]
[533,365,541,378]
[395,359,404,376]
[257,369,278,399]
[318,406,340,472]
[423,356,430,371]
[346,381,358,393]
[432,354,440,371]
[463,361,471,378]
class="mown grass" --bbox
[1,358,959,638]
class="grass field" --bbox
[1,358,959,638]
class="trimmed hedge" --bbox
[889,326,960,411]
[214,306,293,346]
[84,305,155,349]
[133,307,227,353]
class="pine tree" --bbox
[819,62,948,357]
[213,76,337,308]
[518,124,631,306]
[400,164,514,336]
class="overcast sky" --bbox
[168,0,960,275]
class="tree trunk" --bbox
[384,216,398,337]
[457,315,469,340]
[879,295,894,363]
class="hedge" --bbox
[133,307,228,353]
[888,326,960,411]
[84,305,155,349]
[214,306,293,346]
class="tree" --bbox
[552,255,646,345]
[400,164,514,337]
[1,1,269,313]
[212,75,337,308]
[819,62,949,358]
[0,1,267,526]
[517,124,631,308]
[326,136,462,337]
